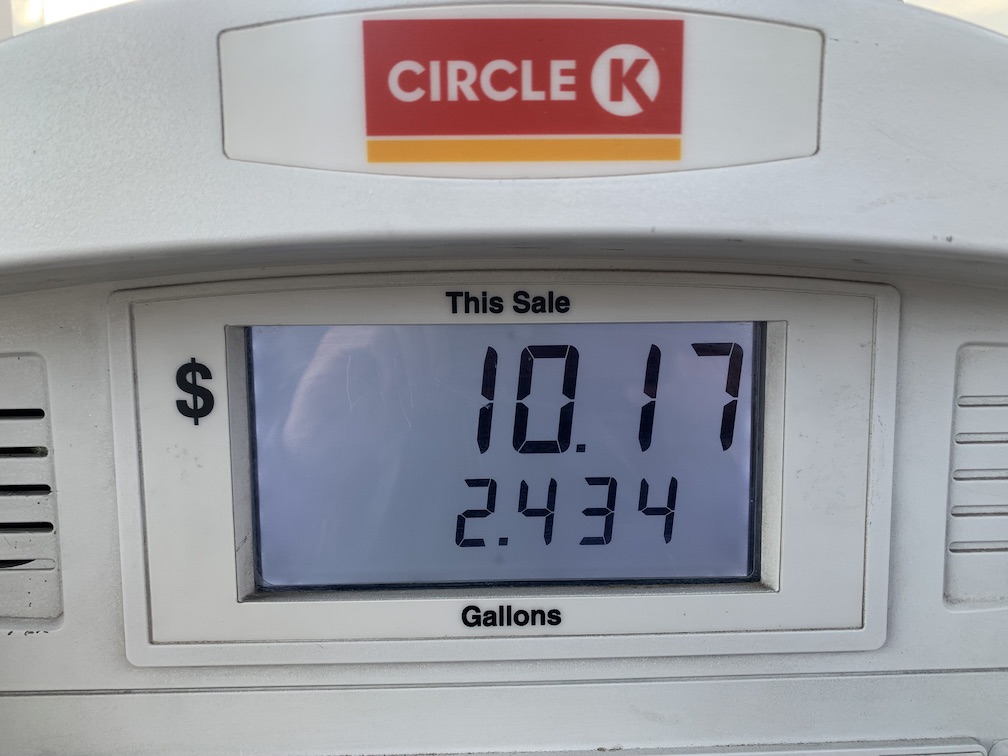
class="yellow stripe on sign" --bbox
[367,138,682,163]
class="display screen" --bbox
[246,322,763,589]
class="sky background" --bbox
[8,0,1008,36]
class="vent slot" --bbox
[0,522,53,534]
[946,345,1008,607]
[0,485,52,495]
[0,559,55,571]
[0,447,48,458]
[0,354,61,621]
[0,409,45,419]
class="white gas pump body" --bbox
[0,1,1006,754]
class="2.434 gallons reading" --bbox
[247,322,763,590]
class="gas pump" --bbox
[0,1,1006,753]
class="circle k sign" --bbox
[363,18,684,163]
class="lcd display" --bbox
[246,322,762,589]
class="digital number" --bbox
[519,479,556,545]
[476,344,580,454]
[455,479,497,547]
[692,342,744,450]
[638,344,662,451]
[480,340,745,453]
[462,334,749,553]
[580,477,617,545]
[476,347,497,454]
[638,478,677,543]
[513,345,580,454]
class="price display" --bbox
[246,322,762,589]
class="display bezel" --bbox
[233,321,767,594]
[113,271,897,665]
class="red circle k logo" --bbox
[590,44,661,117]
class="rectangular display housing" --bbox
[243,322,764,591]
[114,272,897,665]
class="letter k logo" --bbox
[591,44,661,116]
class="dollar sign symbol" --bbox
[175,358,215,426]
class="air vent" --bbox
[0,354,61,621]
[945,345,1008,607]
